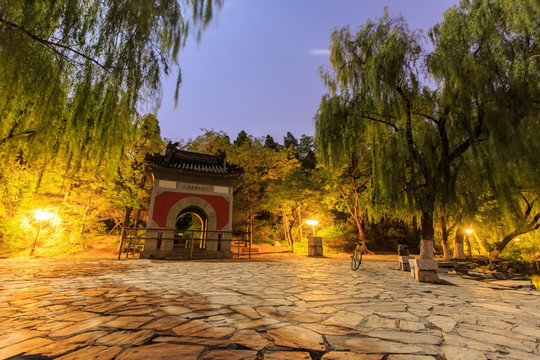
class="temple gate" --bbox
[141,144,242,259]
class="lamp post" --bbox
[306,220,318,237]
[30,210,53,257]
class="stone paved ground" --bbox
[0,256,539,360]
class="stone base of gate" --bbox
[140,249,233,260]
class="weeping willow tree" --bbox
[429,0,540,258]
[316,0,539,264]
[316,12,467,264]
[0,0,222,174]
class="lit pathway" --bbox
[0,257,539,360]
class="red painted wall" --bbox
[152,192,230,230]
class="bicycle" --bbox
[351,242,363,271]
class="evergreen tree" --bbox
[233,130,251,147]
[264,135,280,151]
[283,132,299,150]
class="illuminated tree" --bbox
[316,1,539,264]
[0,0,222,172]
[320,148,374,255]
[429,0,540,258]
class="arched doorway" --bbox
[175,206,207,250]
[142,147,243,259]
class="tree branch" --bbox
[413,111,440,126]
[0,16,112,72]
[448,118,485,164]
[361,115,399,132]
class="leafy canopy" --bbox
[0,0,222,172]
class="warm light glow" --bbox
[514,238,520,242]
[34,210,53,221]
[465,229,473,234]
[306,220,318,226]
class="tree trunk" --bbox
[80,194,93,234]
[420,211,435,260]
[440,216,450,261]
[339,188,374,255]
[357,220,374,255]
[121,207,133,234]
[118,207,133,258]
[490,230,521,258]
[453,226,466,259]
[298,209,303,240]
[465,233,473,258]
[133,208,141,228]
[249,203,254,244]
[282,214,289,244]
[282,212,294,254]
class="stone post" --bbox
[308,237,323,257]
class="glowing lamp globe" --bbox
[35,210,53,221]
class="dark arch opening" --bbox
[175,206,208,249]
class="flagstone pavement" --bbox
[0,256,538,360]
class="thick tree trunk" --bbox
[453,226,466,259]
[420,211,435,260]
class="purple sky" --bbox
[157,0,458,144]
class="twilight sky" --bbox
[157,0,458,144]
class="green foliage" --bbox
[429,0,540,211]
[317,223,350,249]
[315,0,540,257]
[184,129,231,154]
[105,114,164,215]
[0,159,112,256]
[0,0,222,172]
[264,135,280,151]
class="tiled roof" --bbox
[145,145,243,179]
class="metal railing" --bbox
[118,227,253,260]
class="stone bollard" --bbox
[398,256,414,271]
[397,244,411,271]
[398,244,409,256]
[409,258,440,283]
[308,236,323,257]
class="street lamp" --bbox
[514,238,520,242]
[30,210,53,257]
[306,220,318,237]
[466,229,473,235]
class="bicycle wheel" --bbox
[351,249,362,271]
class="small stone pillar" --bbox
[397,244,413,271]
[398,244,409,256]
[398,256,415,271]
[308,237,323,257]
[409,258,440,283]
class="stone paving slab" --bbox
[0,257,539,359]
